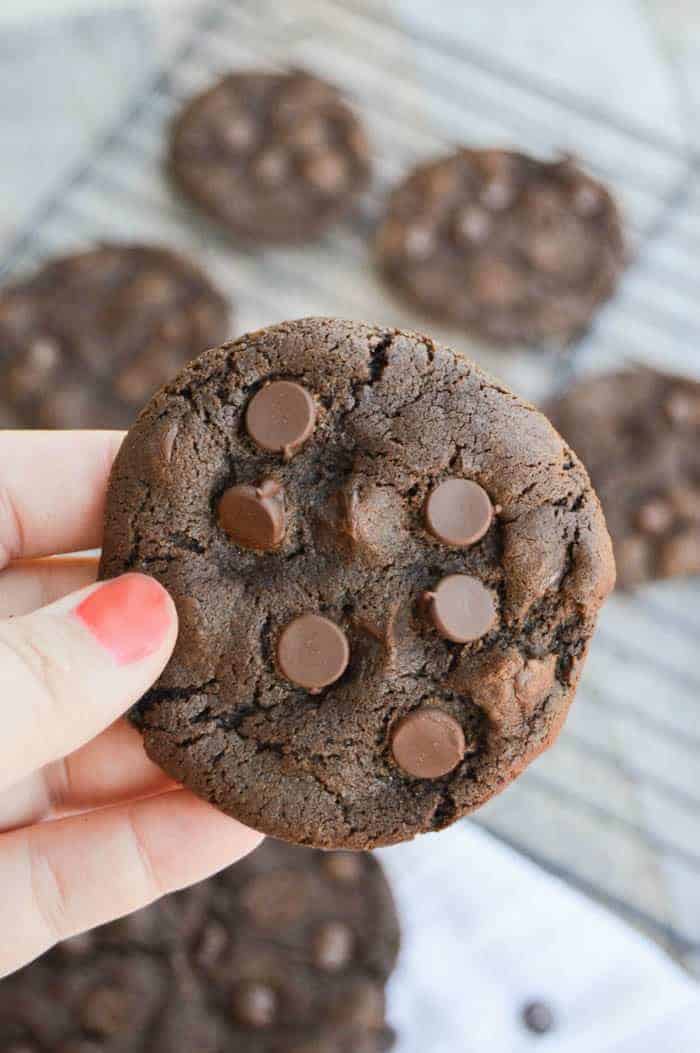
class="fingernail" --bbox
[74,574,173,665]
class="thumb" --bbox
[0,574,177,791]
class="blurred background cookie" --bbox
[376,150,624,347]
[0,243,230,428]
[168,71,371,244]
[548,368,700,588]
[0,839,400,1053]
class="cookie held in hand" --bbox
[100,317,614,848]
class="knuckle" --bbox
[124,806,163,902]
[0,482,24,568]
[27,828,70,947]
[0,620,69,714]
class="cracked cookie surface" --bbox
[169,71,371,244]
[0,243,230,428]
[377,150,624,346]
[0,839,399,1053]
[548,367,700,588]
[99,317,614,848]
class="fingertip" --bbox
[72,573,178,667]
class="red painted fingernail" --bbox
[74,574,173,665]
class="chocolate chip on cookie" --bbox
[548,367,700,588]
[377,150,624,346]
[99,317,614,849]
[0,839,400,1053]
[0,244,229,428]
[169,71,371,244]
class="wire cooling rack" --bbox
[2,0,700,970]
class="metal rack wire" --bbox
[2,0,699,970]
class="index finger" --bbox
[0,431,124,567]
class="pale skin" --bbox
[0,430,263,979]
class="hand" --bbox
[0,431,262,978]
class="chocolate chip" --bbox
[246,380,317,458]
[303,151,349,194]
[196,921,229,967]
[231,980,277,1029]
[425,574,497,642]
[277,613,350,691]
[390,707,466,778]
[453,205,491,245]
[571,180,602,217]
[323,852,363,883]
[80,987,129,1036]
[522,1000,555,1034]
[254,148,289,187]
[425,478,493,547]
[403,223,437,260]
[313,921,354,971]
[219,480,286,551]
[287,115,329,150]
[636,497,674,536]
[665,390,700,427]
[220,114,258,151]
[480,177,515,211]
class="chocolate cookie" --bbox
[0,243,229,429]
[377,150,625,347]
[0,839,400,1052]
[99,317,614,849]
[169,71,371,244]
[548,367,700,588]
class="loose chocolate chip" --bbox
[391,707,466,778]
[218,480,286,551]
[323,852,363,883]
[313,921,355,971]
[636,497,674,536]
[522,1000,555,1035]
[80,987,129,1036]
[425,478,493,547]
[231,980,278,1029]
[277,613,350,691]
[246,380,317,458]
[425,574,496,642]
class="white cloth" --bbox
[379,824,700,1052]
